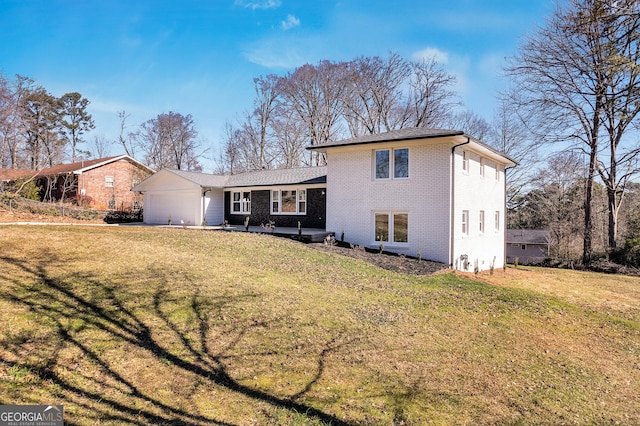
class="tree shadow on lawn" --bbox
[0,252,351,425]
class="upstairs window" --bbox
[232,191,251,214]
[462,151,469,173]
[479,210,485,234]
[375,148,409,180]
[105,176,114,188]
[480,158,485,177]
[495,211,500,231]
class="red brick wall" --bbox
[78,159,151,210]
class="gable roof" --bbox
[307,127,516,166]
[507,229,550,245]
[165,169,227,187]
[0,155,153,182]
[0,168,36,182]
[309,128,464,150]
[132,166,327,192]
[39,155,154,175]
[226,166,327,187]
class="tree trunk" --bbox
[583,148,597,265]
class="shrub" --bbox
[610,238,640,268]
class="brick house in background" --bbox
[33,155,153,211]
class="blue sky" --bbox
[0,0,553,171]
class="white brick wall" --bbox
[326,142,452,264]
[452,149,506,271]
[325,138,509,271]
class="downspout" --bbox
[504,165,515,266]
[450,137,470,269]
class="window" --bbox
[107,199,116,210]
[495,211,500,231]
[375,150,390,179]
[232,191,251,214]
[394,148,409,178]
[375,212,408,244]
[105,176,114,188]
[462,210,469,235]
[480,158,485,177]
[271,189,306,214]
[479,210,485,234]
[375,148,409,180]
[375,213,389,242]
[462,151,469,173]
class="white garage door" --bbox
[145,191,199,225]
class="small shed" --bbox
[506,229,550,265]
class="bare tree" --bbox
[117,110,137,157]
[272,109,307,168]
[91,135,110,159]
[399,57,458,129]
[590,0,640,248]
[342,52,410,136]
[280,60,349,165]
[0,75,35,169]
[505,0,620,263]
[137,112,202,171]
[446,110,492,141]
[232,75,281,170]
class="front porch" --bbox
[224,225,332,243]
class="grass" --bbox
[0,225,639,425]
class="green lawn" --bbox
[1,226,639,425]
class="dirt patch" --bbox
[309,242,449,275]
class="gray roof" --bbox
[306,127,516,165]
[507,229,550,245]
[226,166,327,187]
[167,169,227,187]
[307,128,464,150]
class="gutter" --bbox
[449,137,470,269]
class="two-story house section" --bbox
[308,128,516,271]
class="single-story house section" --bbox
[506,229,550,265]
[132,167,327,228]
[307,127,516,271]
[131,169,227,226]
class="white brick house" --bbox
[308,128,516,271]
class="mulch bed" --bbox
[309,242,449,275]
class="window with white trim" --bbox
[462,151,469,173]
[374,212,408,243]
[479,210,485,234]
[374,148,409,179]
[480,158,485,177]
[105,176,114,188]
[271,189,306,214]
[495,211,500,231]
[462,210,469,235]
[232,191,251,214]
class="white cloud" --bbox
[412,47,449,64]
[243,41,305,69]
[281,14,300,30]
[234,0,281,10]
